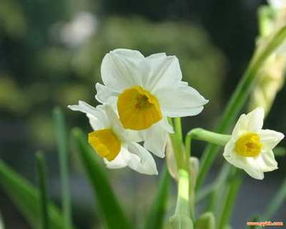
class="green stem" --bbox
[169,169,193,228]
[185,128,230,154]
[196,25,286,191]
[170,118,186,170]
[263,177,286,219]
[185,128,230,219]
[175,170,190,216]
[53,108,72,229]
[174,118,183,143]
[36,152,49,229]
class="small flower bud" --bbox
[195,212,215,229]
[169,215,194,229]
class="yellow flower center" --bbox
[88,129,121,161]
[117,86,162,130]
[234,132,262,157]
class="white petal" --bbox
[68,101,109,129]
[101,49,145,91]
[160,117,174,133]
[142,122,169,158]
[144,54,183,91]
[104,147,133,169]
[95,83,118,104]
[156,82,208,117]
[260,150,278,171]
[223,139,246,170]
[231,114,247,136]
[242,153,278,179]
[246,107,264,131]
[232,107,264,136]
[259,129,284,150]
[243,166,265,180]
[127,142,158,175]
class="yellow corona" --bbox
[117,86,162,130]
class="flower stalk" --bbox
[169,170,193,229]
[185,128,230,154]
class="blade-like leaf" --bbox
[143,166,170,229]
[72,128,131,229]
[36,152,50,229]
[0,160,74,229]
[53,107,72,229]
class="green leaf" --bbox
[143,166,170,229]
[72,128,131,229]
[53,107,72,229]
[0,160,73,229]
[36,152,50,229]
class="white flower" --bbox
[96,49,208,157]
[268,0,286,9]
[68,101,158,175]
[223,107,284,180]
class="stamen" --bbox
[234,132,262,157]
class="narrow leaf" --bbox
[53,107,72,228]
[36,152,50,229]
[143,166,170,229]
[72,128,131,229]
[0,160,74,229]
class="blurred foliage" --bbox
[1,7,225,149]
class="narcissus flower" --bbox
[68,101,158,175]
[96,49,208,157]
[268,0,286,9]
[223,107,284,179]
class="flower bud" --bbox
[169,215,194,229]
[195,212,215,229]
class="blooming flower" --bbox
[68,101,158,175]
[268,0,286,9]
[96,49,208,157]
[223,107,284,179]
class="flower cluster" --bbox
[69,48,284,179]
[69,48,208,175]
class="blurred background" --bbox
[0,0,285,228]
